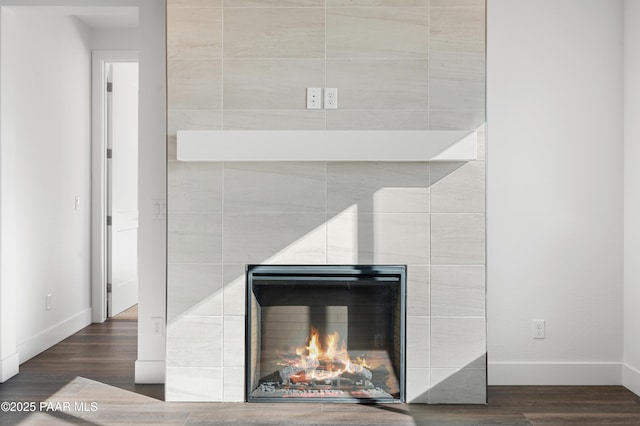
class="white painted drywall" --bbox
[0,8,20,382]
[623,0,640,395]
[3,11,93,362]
[134,0,166,383]
[487,0,624,384]
[91,28,138,50]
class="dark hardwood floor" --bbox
[1,320,640,425]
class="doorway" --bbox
[91,51,139,321]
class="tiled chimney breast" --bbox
[166,0,486,403]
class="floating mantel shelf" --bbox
[176,129,478,162]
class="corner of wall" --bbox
[0,352,19,383]
[623,364,640,397]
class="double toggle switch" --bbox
[306,87,338,110]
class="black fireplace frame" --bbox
[245,264,407,403]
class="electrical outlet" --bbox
[306,88,322,110]
[533,319,545,339]
[324,88,338,109]
[46,294,53,311]
[152,317,164,336]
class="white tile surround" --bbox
[166,0,486,404]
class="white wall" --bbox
[134,0,165,384]
[0,8,19,382]
[2,10,93,363]
[92,28,138,50]
[623,0,640,396]
[487,0,625,384]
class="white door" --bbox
[107,62,139,317]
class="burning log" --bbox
[279,357,320,383]
[346,363,372,380]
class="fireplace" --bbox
[245,265,406,403]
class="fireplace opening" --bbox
[246,265,406,403]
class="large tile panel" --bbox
[223,110,325,130]
[431,0,484,6]
[327,162,429,213]
[431,213,485,265]
[168,0,221,7]
[223,316,245,367]
[167,264,223,321]
[429,51,485,112]
[327,7,428,58]
[429,109,485,131]
[222,264,246,316]
[431,265,485,317]
[326,110,428,130]
[430,161,485,213]
[224,213,327,264]
[224,8,325,58]
[225,0,324,6]
[430,318,486,368]
[326,59,429,110]
[166,316,223,367]
[168,162,223,213]
[224,162,326,214]
[407,316,429,368]
[429,367,487,404]
[407,265,429,316]
[429,6,485,112]
[167,7,222,59]
[223,367,245,402]
[167,59,222,110]
[328,0,428,6]
[406,368,430,403]
[430,6,485,54]
[168,213,223,263]
[224,59,325,110]
[327,212,430,264]
[166,367,223,401]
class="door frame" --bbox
[91,50,139,323]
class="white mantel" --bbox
[176,130,478,162]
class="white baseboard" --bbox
[623,364,640,396]
[0,352,19,383]
[488,362,622,385]
[135,360,165,384]
[17,308,92,364]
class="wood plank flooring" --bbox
[1,320,640,425]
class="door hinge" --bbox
[107,215,112,226]
[107,283,112,293]
[106,82,113,93]
[107,148,113,159]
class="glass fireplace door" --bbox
[246,265,406,403]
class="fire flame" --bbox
[282,328,370,383]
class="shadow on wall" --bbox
[407,355,487,404]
